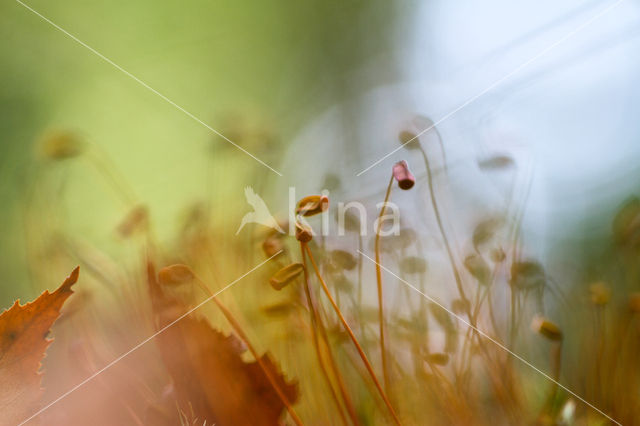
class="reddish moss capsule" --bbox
[295,221,313,243]
[392,160,415,190]
[296,195,329,217]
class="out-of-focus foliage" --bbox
[0,267,78,424]
[0,0,406,304]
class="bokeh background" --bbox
[2,0,640,305]
[0,0,406,303]
[3,1,640,424]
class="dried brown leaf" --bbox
[0,267,79,424]
[147,265,298,425]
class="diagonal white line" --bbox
[18,250,283,426]
[356,0,626,176]
[15,0,283,177]
[357,250,622,426]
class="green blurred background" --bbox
[0,0,408,304]
[2,0,640,308]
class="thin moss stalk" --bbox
[304,244,402,426]
[299,244,358,426]
[374,174,394,394]
[418,146,471,317]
